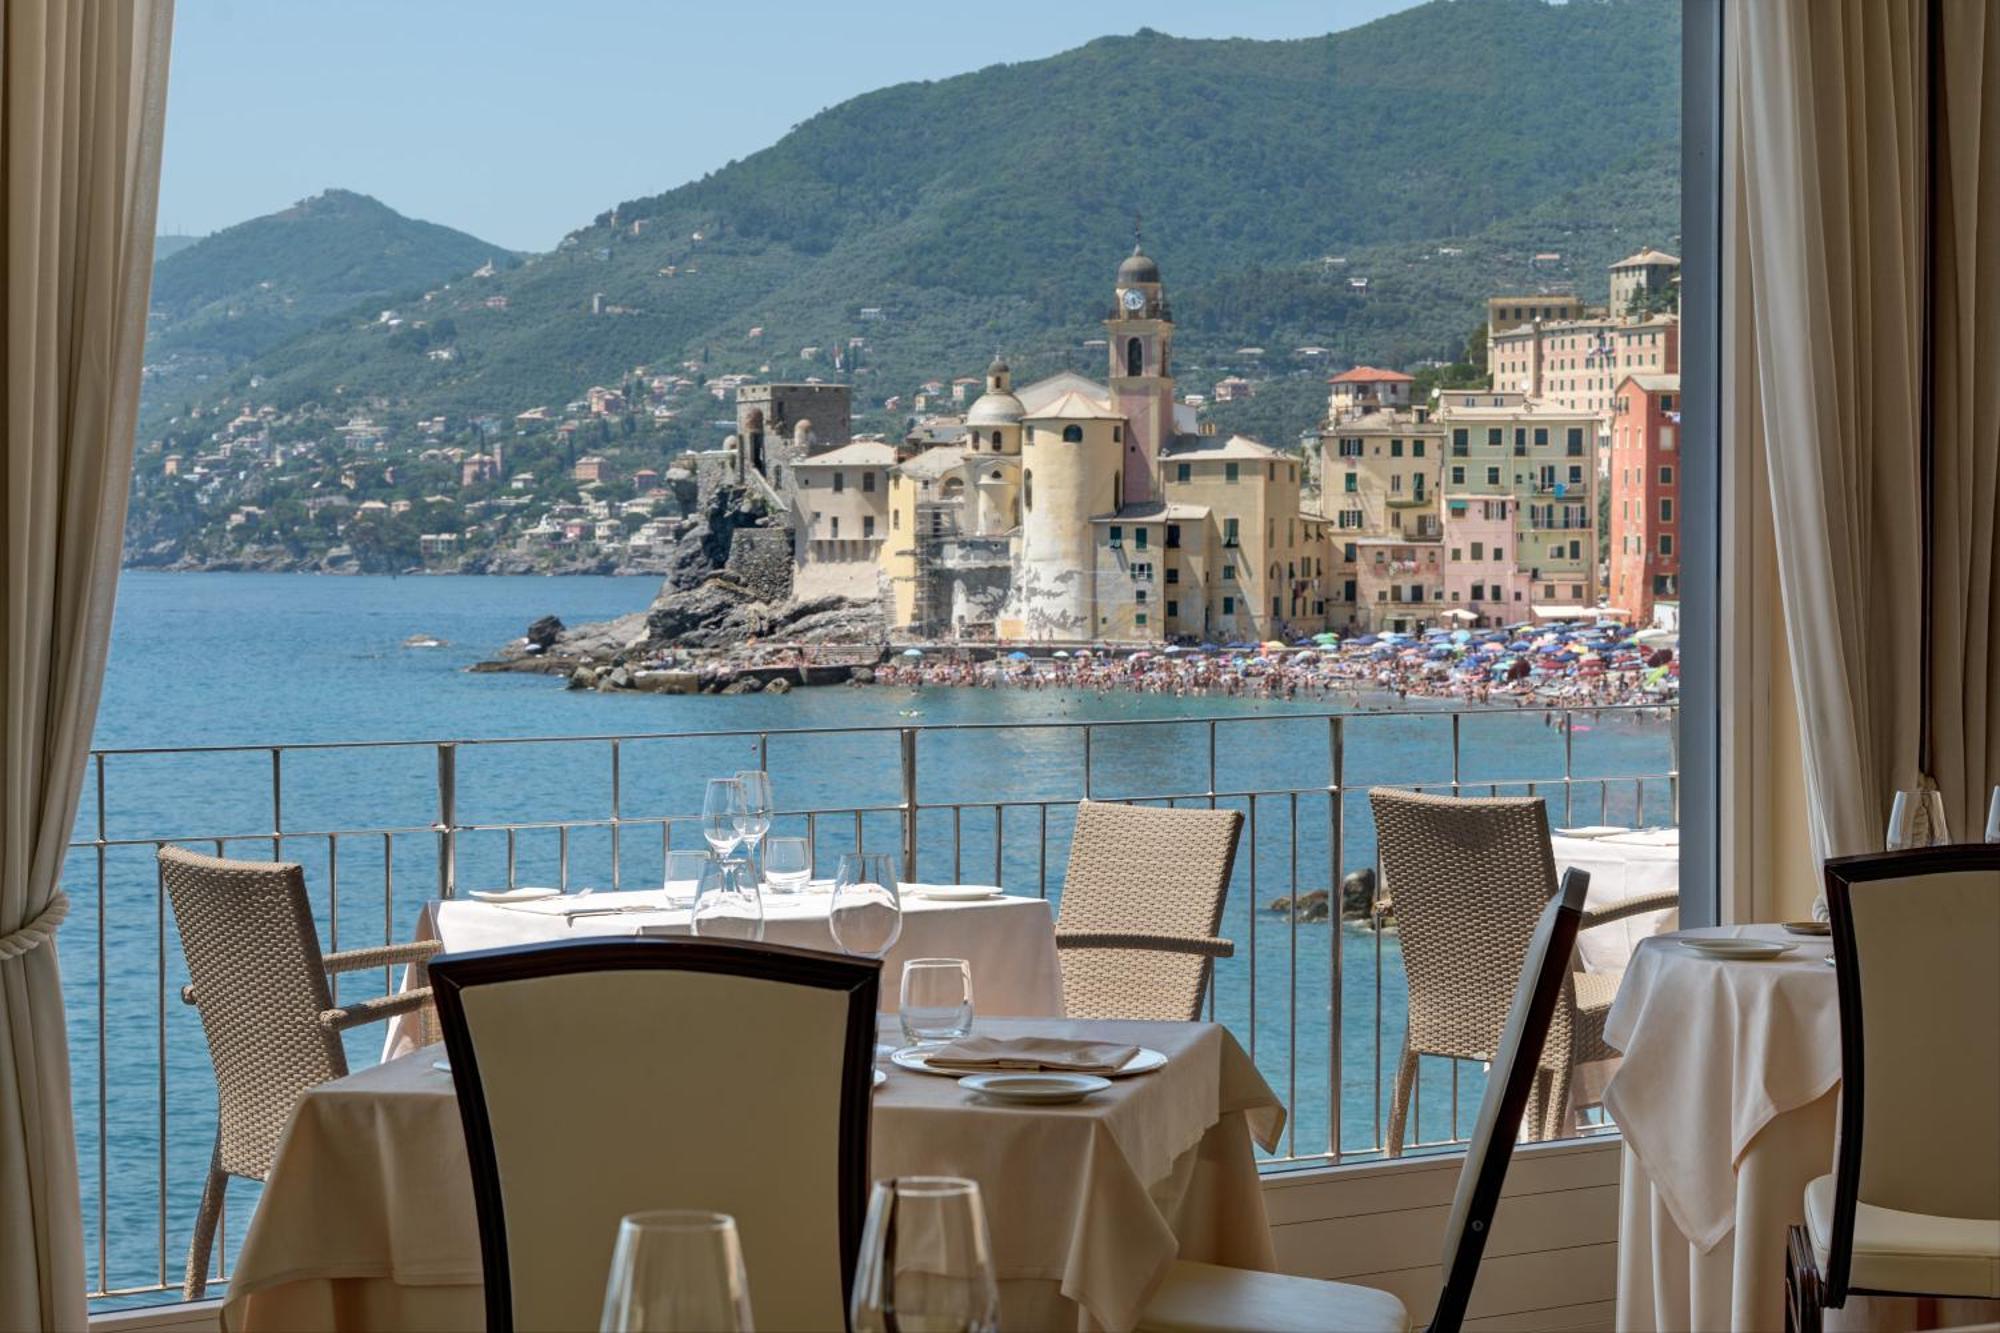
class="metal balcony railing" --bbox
[67,704,1678,1306]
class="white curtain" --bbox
[1931,1,2000,840]
[2,3,173,1329]
[1733,0,1927,861]
[1734,0,2000,862]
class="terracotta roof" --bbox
[1328,366,1415,384]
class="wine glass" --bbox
[733,771,775,885]
[600,1210,753,1333]
[899,959,974,1047]
[663,849,712,908]
[850,1178,999,1333]
[763,835,811,896]
[830,851,902,959]
[1985,786,2000,844]
[1886,788,1950,850]
[690,858,763,942]
[702,779,746,861]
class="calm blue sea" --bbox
[72,572,1676,1303]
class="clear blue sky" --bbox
[159,0,1418,253]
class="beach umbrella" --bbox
[1163,644,1182,654]
[1053,649,1070,658]
[1313,632,1340,645]
[901,647,924,658]
[1007,650,1029,661]
[1450,629,1472,644]
[1507,640,1532,652]
[1199,642,1220,652]
[1261,640,1285,651]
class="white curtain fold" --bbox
[1732,0,1927,861]
[2,2,173,1329]
[1931,0,2000,840]
[1733,0,2000,865]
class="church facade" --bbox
[891,246,1331,644]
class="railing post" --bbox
[899,728,918,884]
[436,742,458,899]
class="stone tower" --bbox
[1105,244,1175,506]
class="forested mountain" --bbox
[142,190,511,424]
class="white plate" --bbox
[907,886,1006,902]
[1678,937,1798,961]
[891,1045,1167,1078]
[958,1072,1110,1105]
[468,887,559,903]
[873,1068,887,1088]
[432,1059,452,1073]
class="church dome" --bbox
[966,387,1025,427]
[1118,245,1160,285]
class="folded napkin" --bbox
[922,1035,1140,1074]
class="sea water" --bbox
[72,572,1676,1303]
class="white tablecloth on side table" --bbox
[382,886,1064,1060]
[1549,828,1681,975]
[224,1017,1284,1333]
[1604,924,1997,1332]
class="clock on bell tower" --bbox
[1106,242,1175,506]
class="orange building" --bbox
[1608,373,1681,622]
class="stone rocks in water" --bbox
[850,666,874,685]
[1342,868,1389,927]
[526,615,565,651]
[763,676,792,694]
[605,666,632,690]
[720,675,762,695]
[566,666,598,691]
[1265,888,1331,921]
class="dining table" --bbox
[380,884,1066,1059]
[224,1015,1285,1333]
[1604,923,1999,1333]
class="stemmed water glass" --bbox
[830,851,903,960]
[690,857,764,942]
[1886,788,1950,850]
[849,1177,999,1333]
[600,1210,754,1332]
[733,770,774,885]
[702,778,747,861]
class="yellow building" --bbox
[1160,434,1319,641]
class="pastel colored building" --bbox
[1609,373,1682,622]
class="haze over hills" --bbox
[142,189,511,426]
[146,0,1677,448]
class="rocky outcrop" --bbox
[1265,869,1389,928]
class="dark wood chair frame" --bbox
[1429,866,1590,1333]
[1784,845,2000,1333]
[428,937,881,1333]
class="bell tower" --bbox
[1106,238,1175,505]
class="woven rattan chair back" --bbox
[1370,789,1562,1066]
[1054,800,1243,1021]
[161,844,346,1180]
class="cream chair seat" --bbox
[1140,1259,1411,1332]
[1803,1174,2000,1298]
[1138,834,1596,1333]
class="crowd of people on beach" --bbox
[864,623,1679,709]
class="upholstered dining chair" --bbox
[1053,799,1243,1021]
[1138,865,1591,1332]
[1784,846,2000,1333]
[1369,788,1672,1152]
[428,938,880,1333]
[159,844,439,1299]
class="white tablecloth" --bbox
[225,1017,1283,1333]
[1550,827,1681,974]
[1606,924,1843,1332]
[1606,925,1997,1333]
[383,886,1065,1060]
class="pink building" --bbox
[1352,538,1444,633]
[1441,494,1531,625]
[1327,366,1414,416]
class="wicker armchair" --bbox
[1368,789,1678,1155]
[1054,799,1242,1021]
[159,845,439,1299]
